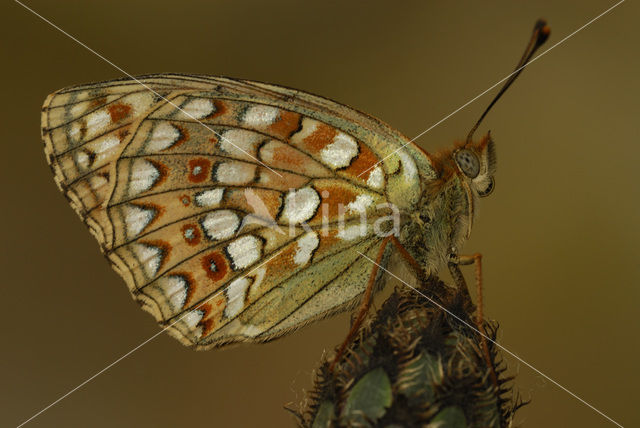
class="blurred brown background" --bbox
[2,1,638,426]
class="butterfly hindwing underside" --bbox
[42,74,436,349]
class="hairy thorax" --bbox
[399,175,472,275]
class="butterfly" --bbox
[41,21,549,355]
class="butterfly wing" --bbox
[42,74,436,348]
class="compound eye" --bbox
[455,149,480,178]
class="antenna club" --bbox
[540,30,551,45]
[534,19,551,43]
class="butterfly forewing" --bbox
[42,74,434,348]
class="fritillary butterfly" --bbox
[41,22,549,354]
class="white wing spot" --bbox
[226,235,262,270]
[280,187,320,224]
[294,232,319,266]
[131,243,164,278]
[95,134,120,154]
[147,122,181,152]
[289,118,318,144]
[157,275,189,312]
[194,188,224,207]
[200,210,240,241]
[75,150,90,169]
[124,204,156,238]
[181,98,214,119]
[85,110,111,138]
[398,150,418,181]
[337,224,368,241]
[346,194,374,213]
[224,277,251,318]
[243,105,279,126]
[182,309,204,330]
[69,122,82,141]
[320,132,358,169]
[128,159,160,196]
[74,134,122,172]
[366,165,385,190]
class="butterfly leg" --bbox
[449,252,498,388]
[457,253,484,327]
[389,235,426,277]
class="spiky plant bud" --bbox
[294,277,526,428]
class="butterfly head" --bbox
[453,133,496,197]
[451,19,548,197]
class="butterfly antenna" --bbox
[466,19,551,145]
